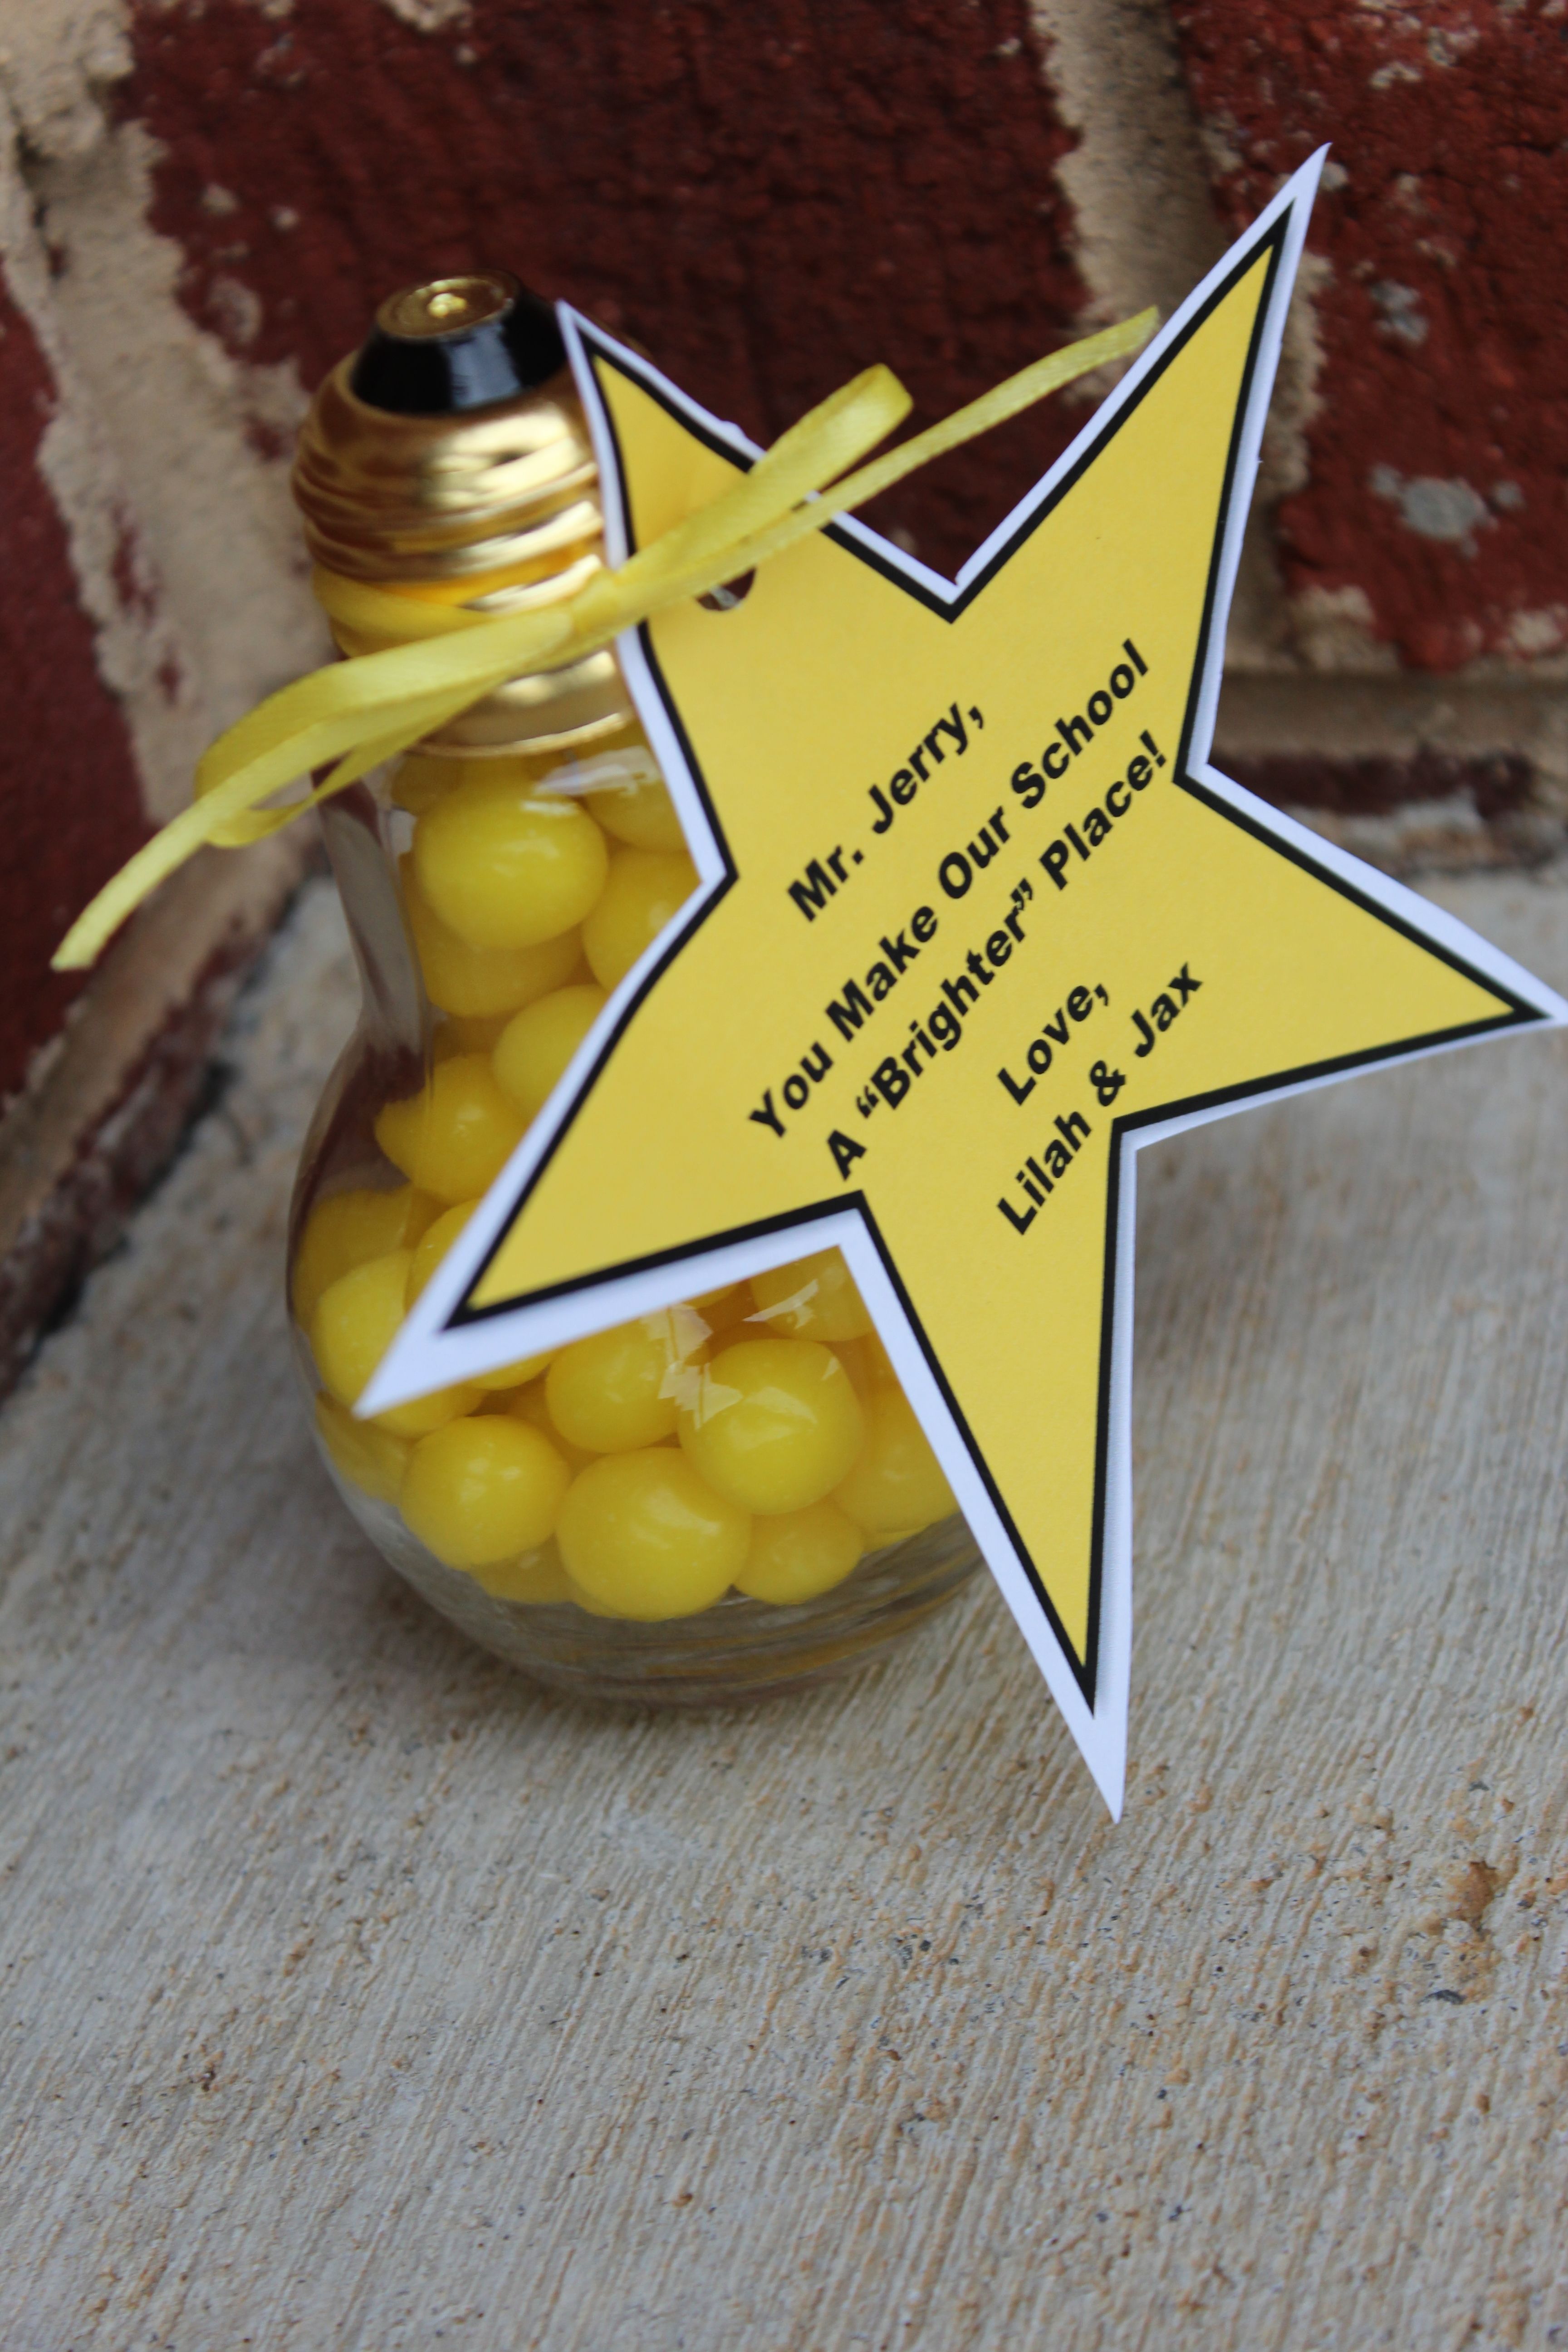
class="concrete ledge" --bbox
[1,867,1564,2346]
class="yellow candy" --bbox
[401,1415,570,1570]
[292,1183,438,1330]
[310,1250,481,1437]
[390,750,467,815]
[404,861,582,1018]
[407,1200,475,1303]
[833,1384,957,1537]
[557,1448,750,1620]
[583,848,698,989]
[314,1391,410,1505]
[504,1377,598,1473]
[413,775,608,951]
[678,1336,864,1515]
[472,1544,574,1604]
[750,1248,873,1343]
[491,983,607,1123]
[586,773,688,853]
[375,1053,525,1203]
[691,1282,751,1336]
[564,1573,628,1617]
[434,1011,511,1058]
[406,1200,551,1392]
[545,1311,706,1455]
[831,1332,901,1397]
[735,1500,864,1604]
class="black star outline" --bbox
[366,155,1563,1805]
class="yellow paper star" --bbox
[368,160,1563,1808]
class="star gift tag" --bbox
[365,154,1567,1812]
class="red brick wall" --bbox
[1171,0,1568,670]
[2,0,1565,1391]
[124,0,1091,578]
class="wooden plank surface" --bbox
[2,869,1566,2351]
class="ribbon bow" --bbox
[53,310,1155,971]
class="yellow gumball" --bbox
[309,1250,481,1437]
[413,774,608,950]
[830,1333,901,1397]
[457,1333,549,1408]
[564,1574,627,1618]
[557,1449,750,1620]
[403,861,583,1019]
[582,848,698,989]
[586,773,688,852]
[833,1384,957,1537]
[691,1282,750,1337]
[678,1336,864,1515]
[401,1415,570,1570]
[491,983,607,1123]
[390,750,466,815]
[504,1377,598,1473]
[749,1248,873,1343]
[735,1500,864,1605]
[473,1544,574,1604]
[406,1201,550,1392]
[545,1311,705,1455]
[374,1054,525,1203]
[314,1392,410,1505]
[292,1183,438,1329]
[435,1011,510,1058]
[407,1200,475,1303]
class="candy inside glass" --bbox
[289,724,981,1703]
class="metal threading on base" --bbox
[292,271,634,758]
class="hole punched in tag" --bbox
[698,571,756,612]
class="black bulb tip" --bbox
[349,270,568,416]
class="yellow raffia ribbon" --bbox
[53,310,1155,970]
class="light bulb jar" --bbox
[285,274,981,1703]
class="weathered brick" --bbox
[122,0,1093,577]
[1,0,1564,1404]
[0,270,147,1104]
[1170,0,1568,670]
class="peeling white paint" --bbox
[1371,466,1492,553]
[1026,0,1225,332]
[1289,583,1398,675]
[0,0,325,823]
[373,0,470,29]
[28,119,326,782]
[207,273,264,349]
[1508,609,1568,658]
[0,0,128,162]
[1426,24,1481,66]
[0,69,196,823]
[1370,278,1427,345]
